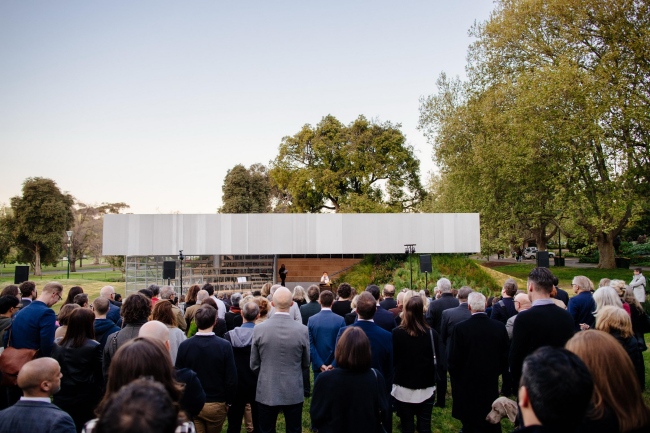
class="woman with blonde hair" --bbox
[566,330,650,432]
[254,296,270,325]
[593,286,623,316]
[292,286,307,308]
[260,282,272,298]
[595,306,644,388]
[344,295,361,326]
[610,280,632,315]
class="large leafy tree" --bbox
[5,178,74,276]
[420,0,649,267]
[219,164,272,213]
[270,115,425,213]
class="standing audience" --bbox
[630,268,647,304]
[567,275,597,331]
[310,327,390,433]
[62,286,83,307]
[225,293,243,331]
[92,297,120,354]
[51,308,103,432]
[308,290,345,383]
[18,281,37,308]
[506,292,532,340]
[300,285,322,326]
[55,304,80,339]
[331,283,353,317]
[251,287,309,433]
[150,300,187,364]
[490,279,518,324]
[99,286,122,327]
[160,286,187,332]
[380,284,397,310]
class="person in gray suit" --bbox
[0,358,76,433]
[251,287,310,433]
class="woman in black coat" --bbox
[51,308,103,432]
[392,296,443,433]
[310,327,390,433]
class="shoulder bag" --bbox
[0,325,39,386]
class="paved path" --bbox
[472,255,650,272]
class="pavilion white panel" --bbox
[103,213,480,256]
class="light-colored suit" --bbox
[250,313,310,406]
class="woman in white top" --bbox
[320,272,330,285]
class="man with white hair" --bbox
[160,286,187,332]
[100,285,122,327]
[389,291,406,317]
[251,287,309,433]
[379,284,397,310]
[139,321,206,422]
[426,278,459,333]
[268,284,302,322]
[448,292,509,433]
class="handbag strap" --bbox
[429,329,437,371]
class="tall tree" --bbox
[270,115,425,213]
[5,178,74,276]
[219,164,272,213]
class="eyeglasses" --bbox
[53,293,62,302]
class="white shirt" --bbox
[321,275,330,284]
[20,397,51,403]
[532,299,555,307]
[274,312,290,316]
[211,296,226,320]
[195,331,215,336]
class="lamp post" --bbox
[404,244,416,289]
[178,250,184,297]
[66,231,73,279]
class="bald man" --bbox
[139,321,206,421]
[506,293,532,340]
[99,285,122,327]
[251,287,309,433]
[0,358,75,433]
[268,284,302,322]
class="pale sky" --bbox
[0,1,495,214]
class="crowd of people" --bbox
[0,267,648,433]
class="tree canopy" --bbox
[419,0,649,267]
[219,163,272,213]
[5,178,74,275]
[270,115,425,213]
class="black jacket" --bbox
[426,293,460,333]
[392,327,442,390]
[611,331,645,388]
[51,339,103,407]
[509,304,574,386]
[490,297,518,324]
[300,301,322,326]
[440,303,471,359]
[448,314,509,424]
[310,368,389,433]
[379,298,397,311]
[176,368,206,419]
[331,300,352,318]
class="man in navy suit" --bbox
[365,285,397,332]
[308,290,345,383]
[379,284,397,310]
[4,281,61,357]
[0,358,76,433]
[18,281,37,309]
[336,292,394,433]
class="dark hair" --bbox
[635,267,643,273]
[201,283,214,296]
[150,300,177,327]
[186,285,201,304]
[63,286,83,306]
[307,286,320,303]
[57,303,80,326]
[252,290,261,297]
[337,283,352,299]
[60,308,95,348]
[319,290,334,308]
[0,285,19,298]
[356,292,377,320]
[521,347,593,431]
[19,281,36,298]
[95,379,179,433]
[195,305,217,330]
[552,276,559,286]
[138,289,153,299]
[487,296,495,308]
[335,327,372,372]
[100,338,183,416]
[365,285,380,301]
[0,295,19,314]
[399,296,429,337]
[423,289,430,298]
[503,279,518,297]
[121,293,152,324]
[528,267,555,294]
[114,293,122,302]
[147,284,160,297]
[73,293,89,307]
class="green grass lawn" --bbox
[0,259,112,276]
[483,263,636,292]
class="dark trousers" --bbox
[302,367,311,395]
[461,418,502,433]
[436,367,448,406]
[396,395,434,433]
[500,371,514,396]
[257,401,303,433]
[228,393,259,433]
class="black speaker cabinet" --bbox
[162,261,176,280]
[14,266,29,284]
[419,255,432,273]
[536,251,550,268]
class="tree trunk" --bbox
[596,233,617,269]
[34,244,42,277]
[79,256,83,268]
[93,255,100,265]
[70,253,77,273]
